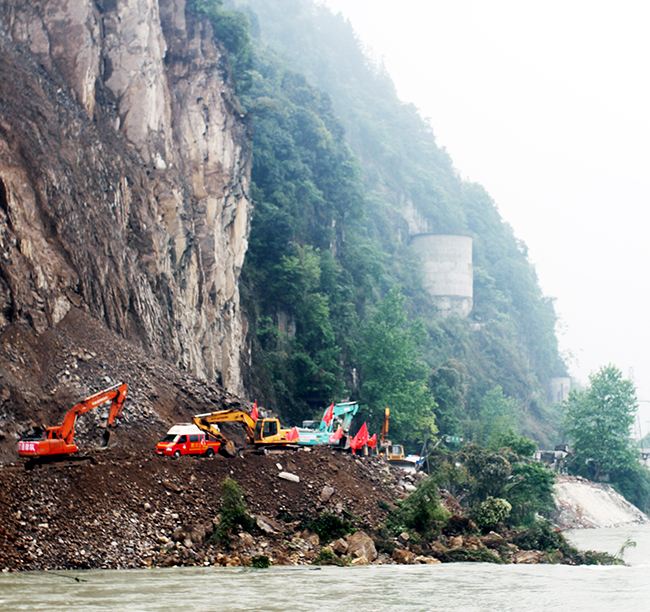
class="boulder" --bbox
[320,486,335,502]
[392,548,415,564]
[256,516,277,534]
[414,555,442,564]
[239,532,255,548]
[331,538,348,555]
[347,531,377,564]
[512,550,545,564]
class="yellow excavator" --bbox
[192,409,296,457]
[379,407,406,462]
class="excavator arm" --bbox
[57,382,128,445]
[192,410,257,457]
[381,407,390,444]
[18,382,128,461]
[193,410,256,441]
[193,408,296,456]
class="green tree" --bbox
[358,287,437,447]
[563,365,638,481]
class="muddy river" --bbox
[1,524,649,612]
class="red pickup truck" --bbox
[156,424,221,458]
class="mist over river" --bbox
[1,525,649,612]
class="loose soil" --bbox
[0,446,405,571]
[0,308,410,571]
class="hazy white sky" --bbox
[321,0,650,435]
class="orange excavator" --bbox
[18,382,128,468]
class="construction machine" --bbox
[298,401,359,448]
[378,406,421,470]
[18,382,128,468]
[192,409,296,456]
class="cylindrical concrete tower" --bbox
[410,234,473,317]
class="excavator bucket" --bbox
[100,429,111,448]
[219,440,237,458]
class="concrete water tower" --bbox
[410,234,473,317]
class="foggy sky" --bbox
[320,0,650,437]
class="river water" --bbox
[1,525,649,612]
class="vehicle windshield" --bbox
[160,434,178,443]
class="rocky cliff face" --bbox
[0,0,251,394]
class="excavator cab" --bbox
[254,419,279,442]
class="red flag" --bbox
[251,401,258,422]
[368,433,378,450]
[286,426,299,442]
[329,426,343,442]
[323,402,334,427]
[351,422,369,450]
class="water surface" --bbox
[1,525,649,612]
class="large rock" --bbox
[346,531,377,565]
[392,548,415,564]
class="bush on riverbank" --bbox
[212,477,256,544]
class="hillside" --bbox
[226,0,567,445]
[0,0,567,464]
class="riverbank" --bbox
[0,447,626,571]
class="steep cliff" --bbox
[0,0,251,395]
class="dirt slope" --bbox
[0,447,405,571]
[0,308,414,571]
[0,307,247,464]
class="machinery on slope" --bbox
[18,382,128,468]
[298,401,359,448]
[378,406,422,471]
[192,409,296,457]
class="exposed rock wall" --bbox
[0,0,252,394]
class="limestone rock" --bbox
[0,0,252,394]
[331,538,348,555]
[392,548,415,564]
[414,555,441,564]
[239,532,255,548]
[346,531,377,565]
[320,486,335,502]
[511,550,545,564]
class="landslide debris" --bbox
[0,448,409,571]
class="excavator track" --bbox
[24,455,95,471]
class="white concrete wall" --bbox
[410,234,473,317]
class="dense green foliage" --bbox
[458,437,555,527]
[563,365,650,512]
[357,287,437,445]
[388,477,450,537]
[202,0,569,448]
[212,477,255,543]
[564,365,638,480]
[470,497,512,533]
